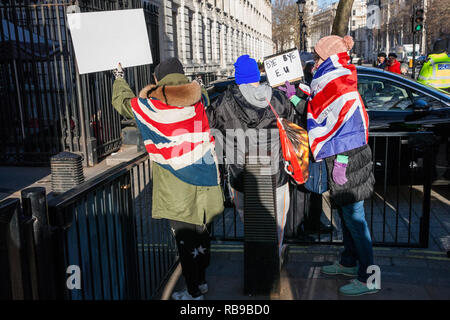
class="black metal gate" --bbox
[0,0,160,166]
[210,132,434,249]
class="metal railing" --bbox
[0,153,178,300]
[210,132,433,248]
[0,0,159,166]
[0,131,434,300]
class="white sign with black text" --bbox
[264,50,304,87]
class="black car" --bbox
[357,67,450,184]
[357,67,450,132]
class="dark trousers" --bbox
[169,220,211,297]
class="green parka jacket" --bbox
[112,74,224,226]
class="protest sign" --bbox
[264,49,304,87]
[67,9,152,74]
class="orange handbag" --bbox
[266,98,309,184]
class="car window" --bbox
[358,76,413,111]
[410,89,444,109]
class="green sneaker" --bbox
[321,261,358,277]
[339,279,380,296]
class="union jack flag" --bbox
[307,52,369,160]
[130,97,220,186]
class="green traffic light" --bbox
[416,25,422,31]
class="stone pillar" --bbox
[227,22,232,63]
[203,9,209,65]
[212,15,218,63]
[220,20,226,69]
[179,0,187,64]
[193,2,200,64]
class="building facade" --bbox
[306,1,338,53]
[349,0,368,59]
[366,0,428,63]
[148,0,274,80]
[307,0,369,60]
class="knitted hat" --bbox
[234,55,261,85]
[314,35,354,61]
[154,57,184,81]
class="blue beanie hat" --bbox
[234,55,261,85]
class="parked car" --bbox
[357,67,450,184]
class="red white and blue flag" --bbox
[130,97,220,186]
[307,52,369,160]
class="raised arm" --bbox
[111,64,135,119]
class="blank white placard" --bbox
[67,9,152,74]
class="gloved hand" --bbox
[113,63,125,79]
[332,155,349,185]
[279,81,296,99]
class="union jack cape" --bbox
[307,52,369,160]
[130,96,220,187]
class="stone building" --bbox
[306,1,337,53]
[148,0,274,81]
[307,0,369,60]
[349,0,368,59]
[366,0,427,63]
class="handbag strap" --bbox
[265,97,280,119]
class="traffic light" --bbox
[413,8,424,33]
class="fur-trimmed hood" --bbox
[139,74,201,107]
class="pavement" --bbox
[172,243,450,300]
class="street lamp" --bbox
[302,22,307,51]
[297,0,306,12]
[296,0,306,52]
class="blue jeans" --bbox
[338,201,374,282]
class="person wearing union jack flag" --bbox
[304,35,379,296]
[111,58,223,300]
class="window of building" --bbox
[187,11,194,61]
[172,10,178,58]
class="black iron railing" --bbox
[0,131,434,300]
[0,153,178,300]
[210,132,433,248]
[0,0,159,166]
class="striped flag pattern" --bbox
[130,97,220,186]
[307,52,369,160]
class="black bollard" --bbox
[21,187,57,299]
[0,198,24,300]
[243,156,280,296]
